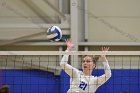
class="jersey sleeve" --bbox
[60,50,79,78]
[95,60,112,88]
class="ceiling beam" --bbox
[0,23,70,29]
[43,0,66,21]
[0,32,44,46]
[22,0,56,23]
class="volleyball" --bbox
[46,26,62,41]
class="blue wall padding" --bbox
[1,69,140,93]
[2,70,60,93]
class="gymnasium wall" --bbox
[1,0,140,71]
[0,0,60,24]
[2,69,60,93]
[88,0,140,42]
[0,0,139,93]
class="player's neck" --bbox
[83,70,92,76]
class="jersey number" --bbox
[79,81,87,90]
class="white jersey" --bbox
[60,53,111,93]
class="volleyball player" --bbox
[60,39,112,93]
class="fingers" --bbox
[65,38,74,51]
[65,38,69,44]
[64,39,67,42]
[102,47,110,51]
[65,38,72,43]
[65,38,73,46]
[65,38,69,42]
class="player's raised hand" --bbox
[100,47,110,61]
[65,39,74,51]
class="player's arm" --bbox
[95,47,112,88]
[60,39,79,77]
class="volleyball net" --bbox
[0,51,139,93]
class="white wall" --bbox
[88,0,140,42]
[0,0,140,72]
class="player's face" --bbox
[82,56,96,71]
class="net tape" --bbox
[0,51,140,55]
